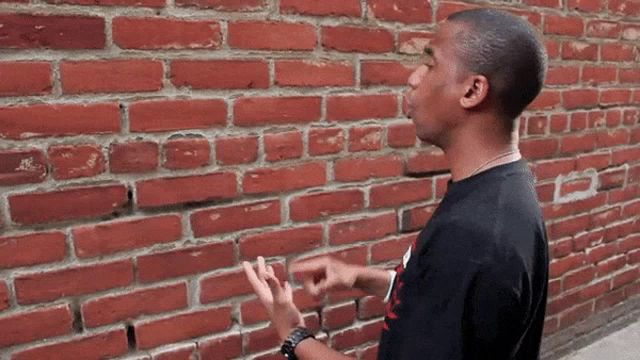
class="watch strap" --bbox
[280,327,315,359]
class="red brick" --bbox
[397,31,434,55]
[622,24,640,41]
[109,141,159,173]
[544,15,584,36]
[82,283,188,328]
[387,121,417,148]
[612,268,639,289]
[240,225,323,259]
[536,183,555,203]
[569,0,604,12]
[524,0,561,7]
[200,269,254,303]
[153,345,196,360]
[322,302,357,330]
[406,150,449,174]
[545,66,579,85]
[281,0,360,16]
[15,260,133,304]
[334,155,403,182]
[560,132,598,154]
[349,126,384,152]
[527,90,561,110]
[361,344,379,360]
[191,200,281,237]
[0,103,120,140]
[548,214,591,240]
[550,238,573,259]
[48,144,105,180]
[559,302,593,329]
[0,281,8,312]
[358,296,386,319]
[608,0,640,15]
[361,61,414,87]
[596,288,628,312]
[550,253,587,278]
[199,333,243,360]
[545,39,561,59]
[9,184,128,225]
[371,179,432,209]
[329,212,397,245]
[264,130,303,161]
[562,41,598,61]
[12,329,129,360]
[401,204,437,232]
[61,59,163,93]
[244,324,279,353]
[0,62,52,96]
[563,267,596,290]
[171,60,269,89]
[435,1,478,21]
[0,305,72,348]
[581,66,616,84]
[73,214,182,258]
[371,233,416,263]
[598,168,626,191]
[620,69,640,84]
[308,127,345,155]
[0,14,105,49]
[243,162,326,195]
[47,0,164,7]
[275,60,354,87]
[138,241,234,283]
[535,158,577,181]
[327,94,397,121]
[216,135,258,165]
[367,0,431,23]
[136,172,236,208]
[113,17,221,49]
[234,96,321,126]
[0,231,66,269]
[526,115,547,135]
[562,89,599,110]
[176,0,264,10]
[601,43,635,62]
[228,21,316,50]
[290,190,364,222]
[0,148,47,186]
[331,321,383,350]
[622,200,640,219]
[163,137,210,170]
[600,90,632,106]
[322,26,394,53]
[135,306,232,349]
[619,234,640,253]
[129,99,226,133]
[520,138,559,160]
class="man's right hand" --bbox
[289,256,361,298]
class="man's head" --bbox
[404,8,547,147]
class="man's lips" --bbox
[402,93,413,117]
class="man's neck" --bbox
[444,122,521,182]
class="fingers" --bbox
[243,260,271,302]
[284,281,293,300]
[257,256,268,280]
[264,272,285,303]
[289,256,328,277]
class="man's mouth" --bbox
[402,94,413,118]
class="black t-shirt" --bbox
[378,159,549,360]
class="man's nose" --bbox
[407,66,426,89]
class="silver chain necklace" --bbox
[468,149,520,177]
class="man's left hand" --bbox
[243,256,305,342]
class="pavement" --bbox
[559,318,640,360]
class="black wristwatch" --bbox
[280,327,315,359]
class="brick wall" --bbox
[0,0,638,359]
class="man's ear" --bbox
[460,75,489,109]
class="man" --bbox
[244,8,549,360]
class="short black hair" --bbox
[447,9,548,126]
